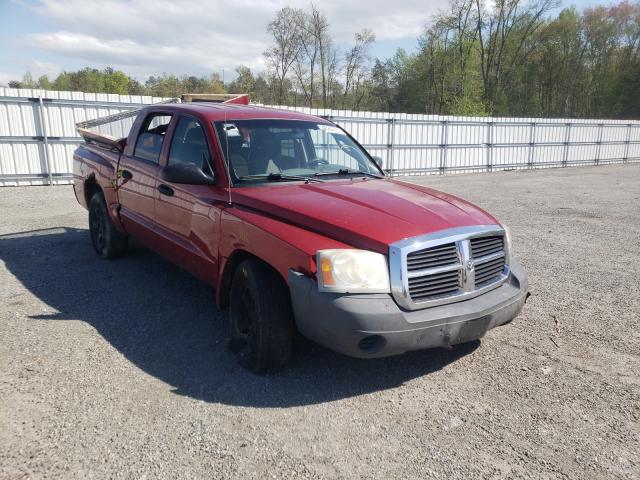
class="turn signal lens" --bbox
[320,256,336,286]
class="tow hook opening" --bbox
[358,335,386,354]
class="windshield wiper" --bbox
[238,173,324,183]
[314,168,383,179]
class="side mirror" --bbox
[372,156,384,168]
[161,162,215,185]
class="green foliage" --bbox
[408,0,640,118]
[446,96,489,116]
[6,68,231,98]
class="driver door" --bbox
[153,114,223,282]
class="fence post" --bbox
[439,120,448,174]
[623,124,632,164]
[387,118,395,176]
[595,123,603,165]
[561,122,571,168]
[486,121,493,172]
[528,122,536,169]
[36,96,53,186]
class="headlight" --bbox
[316,249,390,293]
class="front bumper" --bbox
[288,259,528,358]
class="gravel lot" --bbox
[1,164,639,479]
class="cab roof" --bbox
[147,102,332,124]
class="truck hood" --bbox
[231,178,499,253]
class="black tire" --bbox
[228,258,294,373]
[88,191,128,259]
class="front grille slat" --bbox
[411,288,459,300]
[476,268,504,282]
[476,264,504,276]
[411,281,459,295]
[407,252,458,264]
[476,258,505,270]
[472,237,503,247]
[410,282,460,294]
[471,236,504,258]
[408,249,457,259]
[473,246,501,257]
[474,253,505,285]
[476,256,505,268]
[409,275,460,290]
[408,260,459,270]
[477,258,504,269]
[408,270,459,282]
[472,238,502,246]
[407,243,458,271]
[409,270,459,287]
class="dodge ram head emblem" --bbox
[465,259,475,272]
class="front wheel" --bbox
[228,258,294,373]
[88,191,128,259]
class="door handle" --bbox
[121,169,133,180]
[158,184,174,196]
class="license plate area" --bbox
[451,315,492,345]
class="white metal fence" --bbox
[0,88,170,186]
[1,87,639,186]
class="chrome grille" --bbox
[389,225,510,311]
[406,243,458,271]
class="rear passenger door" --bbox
[117,112,172,240]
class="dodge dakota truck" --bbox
[73,96,528,373]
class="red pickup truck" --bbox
[73,99,528,373]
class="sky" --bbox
[0,0,602,86]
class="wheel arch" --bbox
[216,249,288,310]
[83,175,102,206]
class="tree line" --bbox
[7,0,639,119]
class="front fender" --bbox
[215,206,350,308]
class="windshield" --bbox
[214,119,382,184]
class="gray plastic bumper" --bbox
[288,259,528,358]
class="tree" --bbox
[103,68,129,94]
[21,72,36,88]
[342,29,376,109]
[265,7,305,104]
[291,9,319,106]
[228,66,256,95]
[308,4,333,108]
[37,75,51,90]
[370,59,393,111]
[253,74,272,104]
[473,0,558,114]
[53,72,72,91]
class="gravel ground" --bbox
[1,164,639,479]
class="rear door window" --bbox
[133,114,172,163]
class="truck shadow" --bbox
[0,227,479,407]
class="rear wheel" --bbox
[228,258,294,373]
[88,191,128,259]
